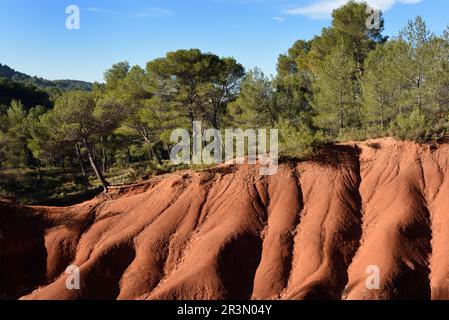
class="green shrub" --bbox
[0,187,15,199]
[276,118,322,158]
[337,128,368,142]
[148,160,186,176]
[389,108,431,140]
[41,176,62,190]
[337,125,387,142]
[114,152,128,169]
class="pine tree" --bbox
[363,44,399,129]
[398,16,434,114]
[313,47,359,135]
[228,68,277,128]
[36,91,124,191]
[275,40,314,126]
[0,100,29,168]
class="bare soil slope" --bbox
[1,138,449,300]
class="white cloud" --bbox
[86,7,101,12]
[135,8,175,17]
[85,7,117,15]
[273,16,286,22]
[284,0,424,19]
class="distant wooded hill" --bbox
[0,63,93,91]
[0,77,52,109]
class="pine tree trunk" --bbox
[101,136,107,173]
[61,158,66,174]
[37,161,43,184]
[163,143,170,159]
[102,147,107,173]
[339,106,344,133]
[152,147,162,164]
[126,147,131,165]
[378,98,384,130]
[381,106,384,130]
[75,143,89,187]
[82,138,109,191]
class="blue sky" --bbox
[0,0,447,83]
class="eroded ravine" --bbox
[1,138,449,300]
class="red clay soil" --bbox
[1,138,449,300]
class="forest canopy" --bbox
[2,1,449,202]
